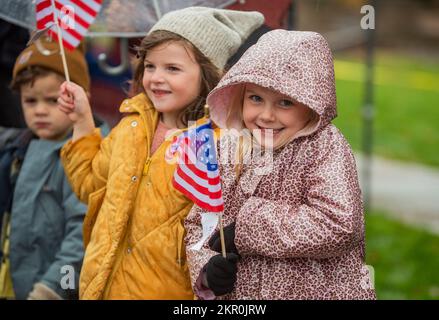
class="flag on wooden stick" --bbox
[172,119,224,213]
[35,0,102,51]
[170,119,227,256]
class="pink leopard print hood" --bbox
[207,29,337,131]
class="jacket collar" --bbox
[118,93,214,137]
[119,93,155,115]
[28,132,74,153]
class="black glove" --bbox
[205,253,239,296]
[208,222,238,255]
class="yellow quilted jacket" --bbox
[61,93,195,299]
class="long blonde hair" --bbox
[225,85,254,180]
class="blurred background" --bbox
[0,0,438,300]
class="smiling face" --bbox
[20,73,73,141]
[242,83,313,149]
[142,41,202,128]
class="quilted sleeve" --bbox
[60,127,113,204]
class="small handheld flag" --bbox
[35,0,102,86]
[172,119,224,213]
[36,0,103,51]
[171,119,227,257]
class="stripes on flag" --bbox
[172,120,224,213]
[35,0,102,50]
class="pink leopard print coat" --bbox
[184,30,376,300]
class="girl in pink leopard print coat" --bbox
[184,30,376,300]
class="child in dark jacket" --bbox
[0,35,108,300]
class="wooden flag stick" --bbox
[50,0,70,83]
[218,211,227,258]
[204,104,226,257]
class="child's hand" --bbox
[27,282,62,300]
[204,253,239,296]
[208,222,239,255]
[58,81,92,123]
[58,81,95,141]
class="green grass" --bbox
[365,211,439,300]
[333,52,439,167]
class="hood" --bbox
[207,29,337,133]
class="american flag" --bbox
[171,119,224,213]
[35,0,102,51]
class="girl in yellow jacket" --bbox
[57,7,264,299]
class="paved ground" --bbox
[355,153,439,235]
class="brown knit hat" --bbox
[12,35,90,91]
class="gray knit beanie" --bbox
[149,7,264,70]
